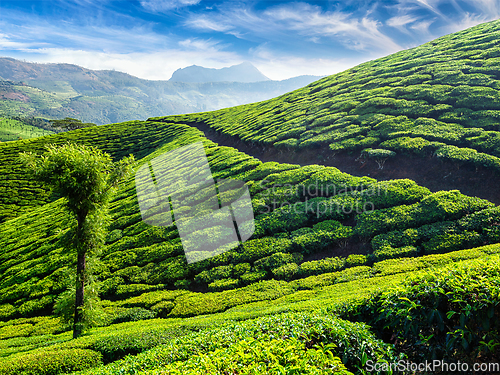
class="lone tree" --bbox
[20,143,135,338]
[50,117,96,131]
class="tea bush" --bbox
[299,257,346,277]
[0,348,102,375]
[356,190,493,238]
[78,312,397,375]
[207,278,240,292]
[90,327,188,363]
[110,307,156,324]
[145,338,352,375]
[347,255,500,362]
[372,245,419,262]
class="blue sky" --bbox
[0,0,498,80]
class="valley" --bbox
[0,59,320,125]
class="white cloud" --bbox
[185,15,232,32]
[415,0,446,16]
[440,11,493,34]
[0,16,239,80]
[266,3,402,53]
[410,19,436,37]
[140,0,201,12]
[386,14,421,34]
[178,38,221,50]
[250,46,369,80]
[471,0,500,17]
[19,48,240,80]
[2,0,499,84]
[186,2,403,54]
[0,15,169,55]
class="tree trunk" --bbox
[73,213,86,339]
[73,249,86,338]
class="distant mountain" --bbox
[169,62,270,83]
[0,58,321,124]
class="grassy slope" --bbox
[1,118,498,321]
[0,118,54,142]
[1,246,499,374]
[1,19,500,374]
[154,19,500,174]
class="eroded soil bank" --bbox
[190,123,500,205]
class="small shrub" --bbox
[234,263,251,276]
[372,245,418,262]
[208,278,240,292]
[150,301,175,318]
[174,279,191,290]
[0,304,16,320]
[90,328,187,363]
[240,270,267,285]
[360,148,396,169]
[254,252,295,271]
[111,307,156,324]
[345,254,368,267]
[115,284,162,298]
[299,257,346,277]
[0,348,102,375]
[105,229,123,244]
[272,263,299,280]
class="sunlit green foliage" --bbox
[346,255,500,362]
[152,19,500,173]
[3,19,500,374]
[0,117,54,142]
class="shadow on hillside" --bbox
[190,122,500,205]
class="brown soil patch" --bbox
[0,91,30,102]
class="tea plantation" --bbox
[2,19,500,375]
[153,19,500,175]
[0,117,53,142]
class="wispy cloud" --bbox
[0,0,498,81]
[441,11,495,34]
[185,15,232,32]
[472,0,500,17]
[0,8,237,80]
[140,0,202,12]
[409,18,436,37]
[413,0,448,18]
[386,14,421,34]
[0,9,170,54]
[186,2,403,54]
[387,0,500,39]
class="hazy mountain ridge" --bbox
[169,62,270,83]
[0,58,321,124]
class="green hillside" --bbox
[155,19,500,179]
[0,117,54,142]
[0,62,319,125]
[2,19,500,374]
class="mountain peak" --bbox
[169,62,270,83]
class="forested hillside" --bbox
[0,59,319,124]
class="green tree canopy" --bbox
[19,143,135,338]
[50,117,96,131]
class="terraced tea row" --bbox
[1,120,500,324]
[153,20,500,176]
